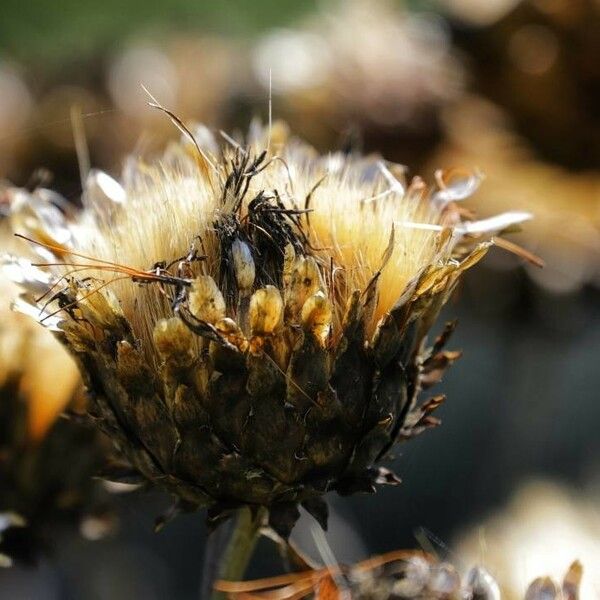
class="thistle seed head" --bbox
[4,123,532,534]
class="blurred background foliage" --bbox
[0,0,319,65]
[0,0,599,598]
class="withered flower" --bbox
[0,205,111,566]
[251,0,464,167]
[456,480,598,599]
[5,121,531,538]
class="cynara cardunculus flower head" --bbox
[5,120,531,537]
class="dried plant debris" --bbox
[2,120,534,536]
[216,550,584,599]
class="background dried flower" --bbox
[248,0,464,168]
[0,210,114,566]
[216,544,583,599]
[455,479,599,599]
[431,96,600,294]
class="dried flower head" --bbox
[456,480,598,599]
[5,119,531,535]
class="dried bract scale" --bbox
[466,566,501,600]
[5,122,532,535]
[525,577,560,600]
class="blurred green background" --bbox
[0,0,320,65]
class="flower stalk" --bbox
[207,507,265,600]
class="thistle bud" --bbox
[249,285,283,336]
[285,255,323,320]
[301,291,332,345]
[189,276,226,323]
[231,239,255,294]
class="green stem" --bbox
[207,507,264,600]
